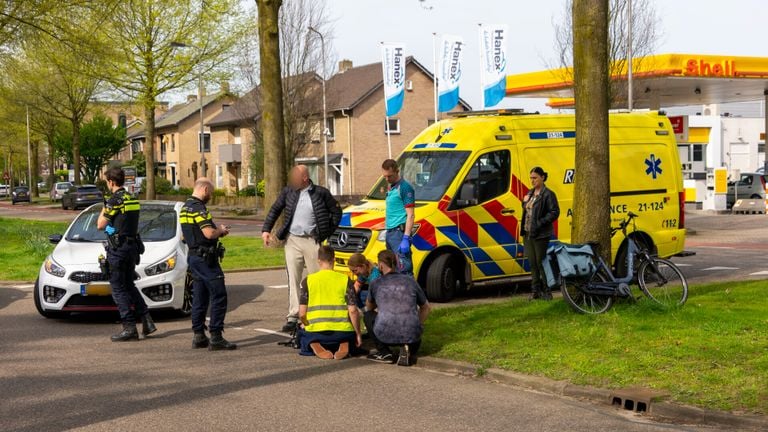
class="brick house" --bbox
[207,57,471,195]
[149,88,236,189]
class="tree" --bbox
[99,0,246,199]
[571,0,611,261]
[257,0,288,212]
[79,115,127,182]
[127,151,147,177]
[552,0,660,104]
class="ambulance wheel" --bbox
[750,194,761,199]
[425,253,458,303]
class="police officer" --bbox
[97,166,157,342]
[180,178,236,351]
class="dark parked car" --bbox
[61,185,103,210]
[11,186,30,204]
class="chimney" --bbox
[187,94,197,103]
[338,59,353,73]
[220,80,230,94]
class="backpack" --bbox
[542,243,597,288]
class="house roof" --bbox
[156,91,231,129]
[206,57,471,127]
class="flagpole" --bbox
[432,32,438,123]
[478,23,484,110]
[386,116,392,159]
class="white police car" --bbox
[34,201,192,318]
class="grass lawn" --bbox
[422,281,768,414]
[0,217,284,281]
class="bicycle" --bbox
[559,212,688,314]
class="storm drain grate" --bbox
[610,388,669,413]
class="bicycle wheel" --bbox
[638,257,688,307]
[560,271,614,314]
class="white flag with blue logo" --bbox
[479,24,508,108]
[381,43,406,117]
[438,34,464,113]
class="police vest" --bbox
[305,270,354,333]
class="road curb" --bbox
[224,266,285,274]
[415,356,767,430]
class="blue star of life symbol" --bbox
[645,154,662,179]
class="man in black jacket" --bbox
[262,165,342,332]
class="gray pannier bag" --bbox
[542,243,597,288]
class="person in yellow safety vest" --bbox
[298,245,362,360]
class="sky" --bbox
[323,0,768,112]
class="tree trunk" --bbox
[47,136,55,191]
[71,118,81,184]
[31,140,39,197]
[257,0,287,212]
[144,104,156,199]
[571,0,611,261]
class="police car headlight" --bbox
[44,256,66,278]
[145,253,177,276]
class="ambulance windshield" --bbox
[368,150,470,201]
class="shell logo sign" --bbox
[684,58,738,77]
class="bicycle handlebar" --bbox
[611,212,639,237]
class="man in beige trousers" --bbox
[262,165,342,333]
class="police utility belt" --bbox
[190,243,226,265]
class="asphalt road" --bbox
[1,271,720,432]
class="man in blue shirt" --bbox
[381,159,415,274]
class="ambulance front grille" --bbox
[328,228,371,253]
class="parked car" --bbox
[37,181,49,193]
[34,201,191,318]
[11,186,30,204]
[0,184,9,197]
[50,181,73,201]
[61,185,103,210]
[727,172,766,208]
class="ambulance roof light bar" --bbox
[448,108,538,118]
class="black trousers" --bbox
[188,255,228,333]
[525,236,550,293]
[363,310,421,356]
[108,243,147,325]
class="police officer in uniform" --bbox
[180,178,236,351]
[97,166,157,342]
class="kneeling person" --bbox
[298,246,361,360]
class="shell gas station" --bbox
[503,53,768,212]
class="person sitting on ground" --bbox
[298,245,362,360]
[348,252,382,309]
[364,250,431,367]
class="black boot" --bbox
[209,331,237,351]
[192,332,210,349]
[541,288,553,301]
[111,324,139,342]
[141,314,157,336]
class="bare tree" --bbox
[572,0,611,261]
[552,0,661,104]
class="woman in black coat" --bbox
[520,167,560,300]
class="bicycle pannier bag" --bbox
[542,243,596,287]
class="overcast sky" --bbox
[324,0,767,112]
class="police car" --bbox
[34,201,192,318]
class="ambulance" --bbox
[329,111,686,302]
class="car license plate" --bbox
[86,194,96,199]
[81,283,111,296]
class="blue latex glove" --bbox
[398,234,411,254]
[105,225,116,236]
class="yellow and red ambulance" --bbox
[329,111,686,301]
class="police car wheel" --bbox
[33,279,68,319]
[177,272,193,316]
[426,253,458,303]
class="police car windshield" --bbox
[65,204,178,242]
[367,150,470,201]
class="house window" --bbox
[692,144,703,162]
[198,132,211,152]
[325,117,335,140]
[170,134,175,152]
[131,139,142,154]
[427,119,436,126]
[385,118,400,134]
[234,127,242,145]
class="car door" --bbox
[449,149,518,279]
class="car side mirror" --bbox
[454,198,478,209]
[49,234,63,244]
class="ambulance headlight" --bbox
[377,230,387,242]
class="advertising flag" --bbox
[479,24,508,108]
[381,43,406,117]
[437,34,464,112]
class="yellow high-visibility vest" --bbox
[305,270,354,333]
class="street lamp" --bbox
[308,26,329,190]
[170,41,207,178]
